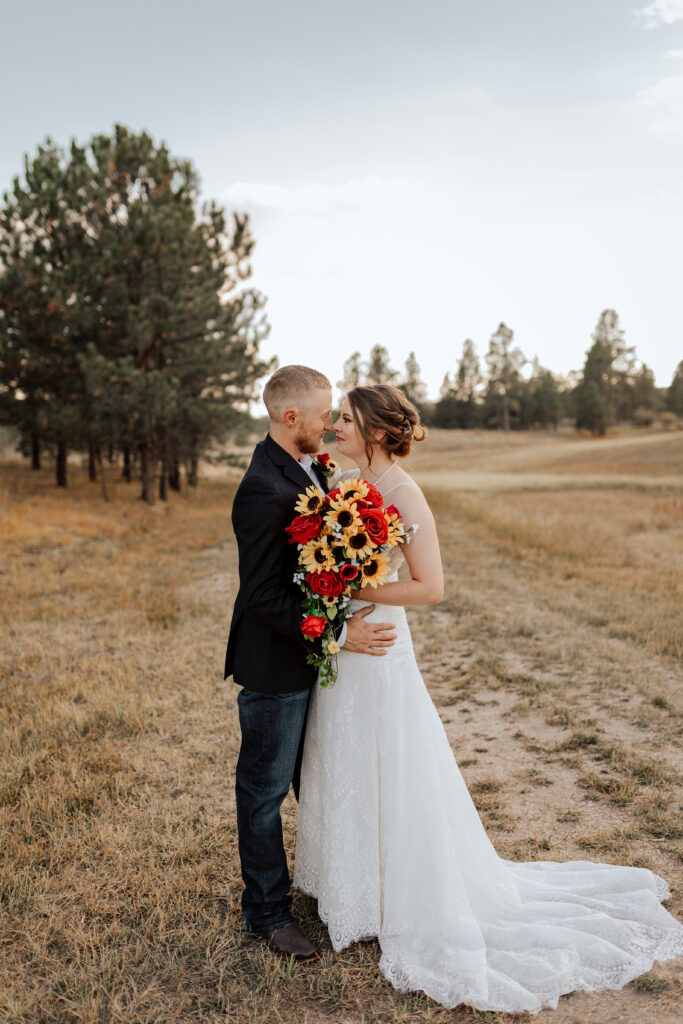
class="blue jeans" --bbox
[235,686,311,933]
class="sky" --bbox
[1,0,682,401]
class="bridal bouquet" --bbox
[286,472,412,688]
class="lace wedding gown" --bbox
[293,481,683,1013]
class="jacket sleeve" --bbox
[232,473,310,647]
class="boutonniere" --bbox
[313,452,339,479]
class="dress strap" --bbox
[382,481,420,498]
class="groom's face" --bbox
[293,388,334,455]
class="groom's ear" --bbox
[283,407,298,427]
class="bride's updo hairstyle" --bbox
[347,384,426,465]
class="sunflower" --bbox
[360,551,391,588]
[294,485,325,516]
[324,496,362,534]
[343,527,375,560]
[337,477,369,503]
[300,536,336,572]
[385,513,406,548]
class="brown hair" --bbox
[346,385,426,464]
[263,365,331,420]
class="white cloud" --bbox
[666,47,683,57]
[636,73,683,134]
[636,0,683,28]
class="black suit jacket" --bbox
[225,434,330,693]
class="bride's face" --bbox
[334,398,367,461]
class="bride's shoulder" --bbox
[382,469,434,523]
[382,467,423,500]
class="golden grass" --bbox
[1,427,682,1023]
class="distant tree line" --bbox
[339,315,682,437]
[0,125,273,502]
[2,126,681,503]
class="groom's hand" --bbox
[344,605,396,656]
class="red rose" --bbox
[385,504,399,518]
[317,453,331,466]
[306,569,345,598]
[326,487,341,502]
[364,483,384,508]
[359,507,389,545]
[286,514,322,545]
[301,614,327,639]
[339,563,360,583]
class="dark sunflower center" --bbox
[314,548,327,563]
[338,510,354,527]
[307,496,320,510]
[364,561,378,576]
[350,533,367,550]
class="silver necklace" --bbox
[368,461,396,490]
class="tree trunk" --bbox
[502,392,510,432]
[187,453,199,488]
[88,441,97,482]
[159,457,168,502]
[31,436,41,470]
[97,448,110,502]
[139,441,156,506]
[56,441,67,488]
[107,442,115,464]
[122,445,132,482]
[169,456,181,492]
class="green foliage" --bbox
[365,344,398,386]
[0,124,273,500]
[484,323,526,431]
[398,351,428,414]
[667,360,683,417]
[337,351,363,394]
[575,309,642,433]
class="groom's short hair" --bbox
[263,365,331,420]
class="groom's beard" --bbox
[294,427,320,455]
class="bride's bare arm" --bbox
[359,484,444,607]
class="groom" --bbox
[225,364,396,962]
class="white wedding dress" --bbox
[293,478,683,1013]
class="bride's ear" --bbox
[373,428,386,443]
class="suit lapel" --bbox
[310,460,331,493]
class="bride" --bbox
[293,384,683,1014]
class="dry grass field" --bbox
[1,427,682,1024]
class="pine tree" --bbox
[575,310,636,433]
[666,360,683,417]
[527,359,562,429]
[365,344,398,386]
[400,351,427,407]
[484,323,526,431]
[0,125,272,502]
[337,351,363,394]
[454,340,480,403]
[0,139,94,485]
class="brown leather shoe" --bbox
[258,923,320,963]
